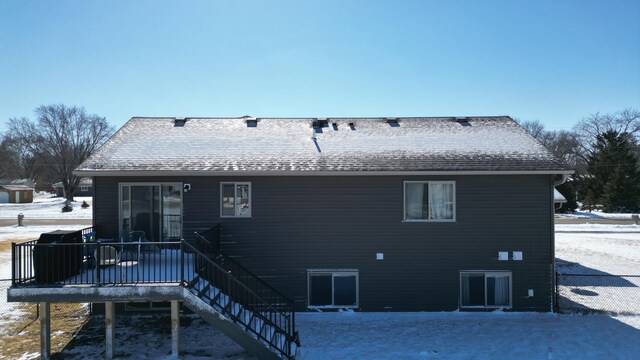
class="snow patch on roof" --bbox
[77,117,569,173]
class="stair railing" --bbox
[185,229,299,359]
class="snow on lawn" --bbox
[295,311,640,360]
[556,232,640,274]
[0,194,92,219]
[556,223,640,232]
[556,210,639,220]
[0,224,90,243]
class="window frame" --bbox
[80,186,89,192]
[403,180,456,222]
[220,182,252,218]
[118,182,184,241]
[307,269,359,309]
[459,271,512,309]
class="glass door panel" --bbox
[121,184,182,242]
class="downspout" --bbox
[553,173,569,186]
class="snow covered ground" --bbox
[0,193,92,219]
[556,223,640,233]
[556,210,639,220]
[1,221,639,359]
[556,232,640,274]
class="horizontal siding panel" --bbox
[93,174,554,311]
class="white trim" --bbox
[220,182,252,218]
[403,180,456,222]
[307,269,359,309]
[75,169,574,177]
[459,271,513,309]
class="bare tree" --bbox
[0,129,46,182]
[8,104,113,201]
[517,119,581,167]
[573,108,640,162]
[518,119,546,140]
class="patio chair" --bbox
[95,246,119,267]
[120,230,146,261]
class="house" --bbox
[75,116,570,311]
[52,178,93,197]
[9,116,571,359]
[0,184,34,203]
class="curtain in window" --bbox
[236,184,250,216]
[461,275,471,305]
[405,183,425,220]
[493,275,510,306]
[429,183,453,219]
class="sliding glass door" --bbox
[120,183,182,242]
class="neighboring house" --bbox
[0,184,34,203]
[554,188,567,210]
[73,116,570,312]
[9,116,572,360]
[52,178,93,197]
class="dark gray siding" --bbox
[94,175,554,312]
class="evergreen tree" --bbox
[582,130,640,212]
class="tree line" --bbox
[519,108,640,213]
[0,104,113,201]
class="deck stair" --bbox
[182,228,300,359]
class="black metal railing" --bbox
[556,272,640,315]
[11,238,186,287]
[10,225,299,359]
[187,231,298,359]
[12,226,98,287]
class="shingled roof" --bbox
[75,116,571,176]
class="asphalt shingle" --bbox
[76,116,570,174]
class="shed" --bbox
[0,185,34,203]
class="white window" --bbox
[308,270,359,308]
[220,182,251,218]
[80,186,89,192]
[460,271,512,309]
[404,181,455,221]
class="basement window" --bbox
[308,270,359,308]
[220,182,251,218]
[460,271,512,309]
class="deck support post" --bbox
[39,302,50,360]
[171,300,180,357]
[105,301,115,360]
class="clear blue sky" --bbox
[1,0,638,133]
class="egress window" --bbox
[460,271,512,309]
[308,270,358,308]
[404,181,455,221]
[221,182,251,218]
